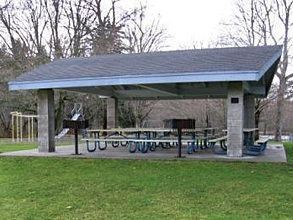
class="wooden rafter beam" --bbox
[136,84,179,97]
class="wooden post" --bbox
[11,114,14,142]
[31,117,34,142]
[16,113,19,142]
[28,117,31,142]
[20,113,23,142]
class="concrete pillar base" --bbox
[227,82,244,157]
[227,149,243,157]
[38,89,55,152]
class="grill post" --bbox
[74,128,80,155]
[176,128,183,158]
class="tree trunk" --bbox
[135,120,141,128]
[55,92,67,134]
[255,110,260,140]
[205,113,210,127]
[0,113,11,138]
[274,78,286,141]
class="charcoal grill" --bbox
[63,119,89,155]
[163,119,196,158]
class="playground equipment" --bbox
[10,103,84,142]
[10,111,38,142]
[55,103,84,139]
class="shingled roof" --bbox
[14,45,282,82]
[8,45,282,99]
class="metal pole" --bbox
[74,128,80,155]
[204,130,208,147]
[176,128,185,158]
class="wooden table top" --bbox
[243,128,259,132]
[87,127,217,133]
[222,128,259,133]
[87,128,172,133]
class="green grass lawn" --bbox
[0,142,72,153]
[284,142,293,163]
[0,150,293,220]
[0,142,38,153]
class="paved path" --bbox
[0,143,287,162]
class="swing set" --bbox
[10,111,38,142]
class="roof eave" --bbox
[8,71,259,91]
[257,46,283,81]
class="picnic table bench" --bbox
[208,136,227,155]
[208,135,269,156]
[82,137,196,153]
[243,137,270,156]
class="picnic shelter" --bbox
[8,45,282,157]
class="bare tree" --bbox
[44,0,64,59]
[86,0,127,55]
[272,0,293,140]
[64,0,94,57]
[0,0,168,134]
[220,0,274,46]
[221,0,293,140]
[0,2,30,68]
[18,0,50,66]
[124,4,168,53]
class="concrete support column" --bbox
[107,98,118,128]
[37,89,55,152]
[227,82,244,157]
[244,94,255,128]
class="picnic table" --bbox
[222,128,258,147]
[193,127,216,148]
[83,127,217,154]
[222,128,269,155]
[242,128,270,155]
[243,128,259,148]
[84,128,175,153]
[86,128,173,144]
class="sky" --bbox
[125,0,234,50]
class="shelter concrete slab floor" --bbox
[0,143,287,163]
